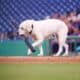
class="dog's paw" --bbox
[37,54,43,56]
[27,49,32,55]
[62,53,68,56]
[53,53,60,56]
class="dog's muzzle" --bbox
[18,30,25,35]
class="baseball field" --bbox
[0,56,80,80]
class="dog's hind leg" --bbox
[62,43,69,56]
[62,31,68,56]
[54,29,68,56]
[54,43,63,56]
[53,36,63,56]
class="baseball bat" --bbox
[24,37,36,52]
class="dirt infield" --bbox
[0,56,80,63]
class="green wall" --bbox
[0,40,50,56]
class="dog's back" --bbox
[33,19,68,38]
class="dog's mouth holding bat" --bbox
[18,23,36,53]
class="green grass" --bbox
[0,63,80,80]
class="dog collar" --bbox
[29,24,33,35]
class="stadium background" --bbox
[0,1,80,80]
[0,0,80,56]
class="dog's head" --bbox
[18,20,34,36]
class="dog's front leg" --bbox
[38,45,43,56]
[27,39,43,56]
[32,39,44,56]
[28,33,44,56]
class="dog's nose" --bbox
[19,34,25,39]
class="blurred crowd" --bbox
[0,20,19,41]
[47,11,80,35]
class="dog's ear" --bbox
[25,20,34,32]
[25,24,33,32]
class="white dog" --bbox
[18,19,68,56]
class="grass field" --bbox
[0,63,80,80]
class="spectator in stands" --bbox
[66,11,80,35]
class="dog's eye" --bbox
[20,27,24,30]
